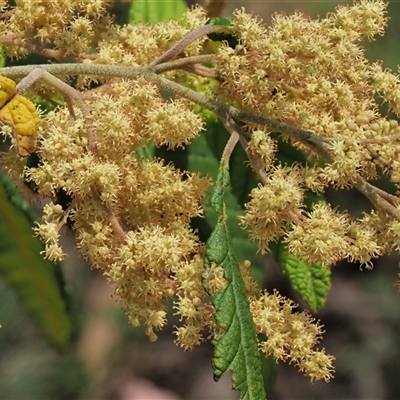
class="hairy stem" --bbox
[152,54,218,74]
[2,62,399,220]
[221,116,240,161]
[149,24,219,67]
[224,118,271,185]
[354,177,400,220]
[95,188,127,243]
[181,64,220,79]
[0,63,326,151]
[16,68,97,153]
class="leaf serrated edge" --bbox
[205,163,267,400]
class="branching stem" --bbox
[223,117,271,185]
[1,60,399,220]
[221,116,240,161]
[0,63,326,151]
[149,24,219,67]
[152,54,218,74]
[93,187,127,243]
[354,177,400,220]
[16,68,97,153]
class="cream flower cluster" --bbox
[0,0,213,347]
[24,78,211,342]
[251,291,335,382]
[216,1,400,268]
[4,0,399,382]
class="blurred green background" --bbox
[1,1,400,399]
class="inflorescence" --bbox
[1,0,399,383]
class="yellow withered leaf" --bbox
[0,76,40,156]
[0,76,16,108]
[0,95,40,137]
[15,134,37,157]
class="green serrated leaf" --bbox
[129,0,187,24]
[272,242,331,312]
[188,119,261,270]
[210,159,229,213]
[0,172,73,349]
[204,163,266,400]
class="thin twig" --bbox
[0,32,23,43]
[152,54,218,74]
[354,177,400,220]
[149,24,219,67]
[3,62,400,220]
[0,9,15,19]
[0,63,327,152]
[142,69,329,156]
[371,185,400,205]
[57,201,76,231]
[0,33,95,62]
[182,64,220,79]
[103,201,128,243]
[18,40,94,62]
[16,68,97,153]
[220,116,240,161]
[223,117,271,184]
[0,63,138,79]
[91,187,127,243]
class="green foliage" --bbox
[204,161,266,400]
[207,17,238,48]
[3,0,393,396]
[0,172,73,349]
[129,0,187,23]
[189,118,261,268]
[272,242,331,311]
[208,17,231,30]
[0,47,4,68]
